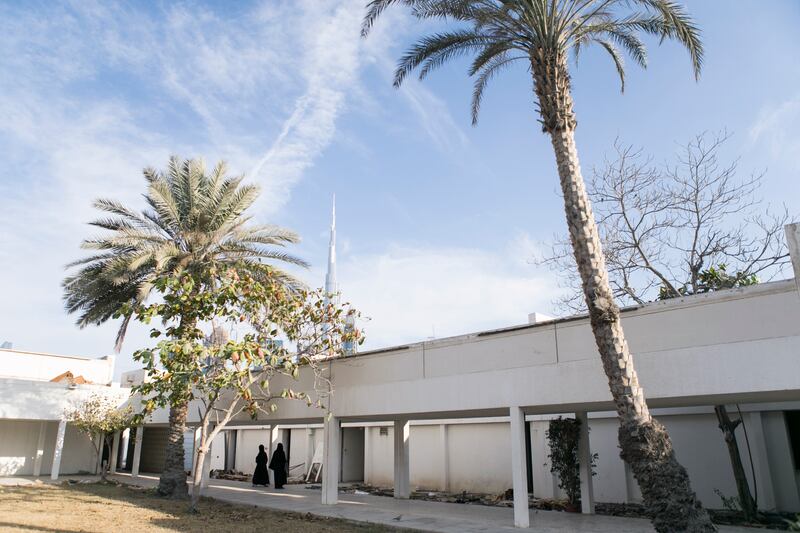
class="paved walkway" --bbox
[103,473,755,533]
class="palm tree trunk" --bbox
[532,50,715,532]
[157,399,189,498]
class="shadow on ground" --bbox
[0,481,404,533]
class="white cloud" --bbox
[0,0,487,377]
[336,238,561,350]
[748,96,800,171]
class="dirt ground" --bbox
[0,482,401,532]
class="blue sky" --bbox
[1,0,798,378]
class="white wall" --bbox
[357,408,800,512]
[222,280,800,424]
[530,409,800,512]
[447,422,512,494]
[0,420,98,476]
[366,426,394,487]
[0,379,129,421]
[0,349,114,384]
[234,427,270,475]
[364,422,513,494]
[409,424,441,490]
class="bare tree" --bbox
[541,131,791,521]
[542,131,790,313]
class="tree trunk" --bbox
[189,420,210,512]
[714,405,757,521]
[190,444,206,511]
[532,50,715,532]
[157,399,189,498]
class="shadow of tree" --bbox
[1,482,402,532]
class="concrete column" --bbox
[95,435,105,474]
[109,431,120,474]
[363,427,372,485]
[33,421,47,477]
[785,222,800,293]
[234,429,244,472]
[321,415,341,505]
[747,412,776,510]
[119,428,130,470]
[131,426,144,477]
[268,425,278,485]
[576,411,595,514]
[393,419,410,499]
[305,428,314,467]
[439,424,449,492]
[510,406,530,528]
[50,419,67,480]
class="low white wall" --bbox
[365,421,513,494]
[409,424,441,490]
[447,422,511,494]
[366,426,394,487]
[235,427,270,475]
[0,420,97,476]
[230,427,321,477]
[530,409,800,512]
[358,408,800,512]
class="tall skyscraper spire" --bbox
[322,194,355,356]
[325,194,338,300]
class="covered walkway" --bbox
[112,473,755,533]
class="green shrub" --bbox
[546,417,597,505]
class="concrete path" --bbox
[107,473,756,533]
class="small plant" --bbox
[713,488,742,513]
[785,514,800,531]
[545,417,597,506]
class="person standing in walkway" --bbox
[269,443,287,489]
[252,444,269,487]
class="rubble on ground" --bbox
[210,469,250,482]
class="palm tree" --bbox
[64,157,307,498]
[362,1,713,531]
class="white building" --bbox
[4,220,800,531]
[158,279,797,517]
[0,349,128,478]
[118,224,800,528]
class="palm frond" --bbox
[64,156,307,352]
[395,30,489,87]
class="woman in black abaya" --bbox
[252,444,269,487]
[269,443,288,489]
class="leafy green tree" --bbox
[363,1,713,530]
[659,264,758,300]
[65,393,134,481]
[127,265,361,511]
[63,157,306,498]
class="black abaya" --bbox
[269,446,288,488]
[252,450,269,486]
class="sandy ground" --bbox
[0,481,402,532]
